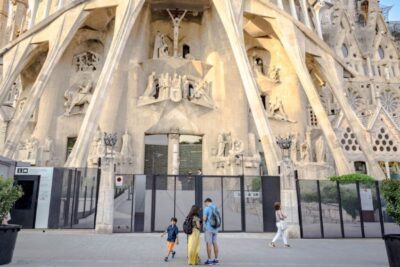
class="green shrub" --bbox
[381,179,400,225]
[329,173,374,183]
[251,177,261,191]
[0,177,23,224]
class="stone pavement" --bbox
[9,230,388,267]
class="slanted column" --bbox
[267,16,352,175]
[212,0,279,175]
[3,6,88,158]
[28,0,38,29]
[312,0,324,39]
[57,0,65,10]
[66,0,146,168]
[276,0,284,10]
[44,0,51,18]
[0,37,33,108]
[299,0,311,28]
[289,0,298,20]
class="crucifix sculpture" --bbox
[167,9,188,58]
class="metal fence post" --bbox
[356,181,365,238]
[220,177,224,232]
[295,179,303,238]
[316,180,324,238]
[240,175,246,232]
[376,181,385,237]
[93,158,102,229]
[336,181,345,238]
[151,174,156,232]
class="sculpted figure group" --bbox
[140,72,214,107]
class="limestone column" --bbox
[384,162,390,179]
[168,133,179,175]
[289,0,298,20]
[312,0,323,39]
[0,1,8,47]
[66,0,146,168]
[3,6,88,158]
[57,0,65,10]
[280,157,300,238]
[95,156,115,234]
[0,121,8,152]
[276,0,284,10]
[0,37,33,107]
[28,0,38,29]
[299,0,311,28]
[266,16,352,175]
[366,56,373,77]
[393,62,400,77]
[213,0,279,175]
[43,0,51,19]
[316,55,386,180]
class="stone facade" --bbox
[0,0,399,180]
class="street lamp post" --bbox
[104,132,118,161]
[276,135,293,159]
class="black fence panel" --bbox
[47,167,100,229]
[297,180,400,238]
[112,175,277,233]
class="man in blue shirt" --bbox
[203,198,220,265]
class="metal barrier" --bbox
[296,180,400,238]
[113,175,280,233]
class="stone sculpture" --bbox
[167,9,188,57]
[153,31,169,59]
[268,97,289,121]
[64,80,93,115]
[315,135,326,163]
[120,131,133,164]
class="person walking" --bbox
[203,198,221,265]
[161,217,179,262]
[269,202,290,248]
[186,205,201,265]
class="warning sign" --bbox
[115,176,124,187]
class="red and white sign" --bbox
[115,176,124,187]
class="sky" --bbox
[380,0,400,21]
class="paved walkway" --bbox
[9,230,388,267]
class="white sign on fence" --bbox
[233,191,261,199]
[360,188,374,211]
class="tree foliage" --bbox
[329,173,375,183]
[0,177,23,224]
[381,179,400,226]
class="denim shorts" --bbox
[205,231,218,244]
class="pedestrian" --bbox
[203,198,221,265]
[186,205,201,265]
[161,217,179,262]
[269,202,290,248]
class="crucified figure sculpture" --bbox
[167,9,188,57]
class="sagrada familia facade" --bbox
[0,0,399,180]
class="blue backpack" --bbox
[209,206,221,229]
